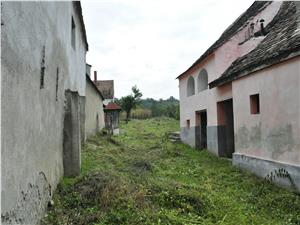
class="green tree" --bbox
[119,85,142,123]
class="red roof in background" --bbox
[104,102,121,111]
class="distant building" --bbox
[85,65,105,139]
[177,1,300,191]
[104,102,122,135]
[91,70,121,134]
[93,71,115,105]
[2,2,88,224]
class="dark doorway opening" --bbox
[217,99,234,158]
[195,110,207,149]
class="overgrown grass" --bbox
[42,117,300,225]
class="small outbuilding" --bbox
[104,102,121,135]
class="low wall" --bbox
[233,153,300,192]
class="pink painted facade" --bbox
[180,2,281,130]
[232,57,300,166]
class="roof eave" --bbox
[74,2,89,51]
[86,74,105,100]
[209,51,300,89]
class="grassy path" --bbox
[42,118,300,225]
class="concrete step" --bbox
[169,131,181,142]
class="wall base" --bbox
[180,127,196,147]
[233,153,300,192]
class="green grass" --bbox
[42,117,300,225]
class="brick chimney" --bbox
[94,71,97,82]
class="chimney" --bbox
[94,71,97,82]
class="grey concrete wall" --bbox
[182,125,227,155]
[195,126,201,149]
[79,96,86,143]
[180,127,196,147]
[207,126,222,155]
[63,90,81,177]
[85,81,105,139]
[233,153,300,192]
[1,2,86,224]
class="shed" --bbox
[104,102,122,134]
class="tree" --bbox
[119,85,142,123]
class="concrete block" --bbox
[79,96,86,143]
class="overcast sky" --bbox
[81,0,254,100]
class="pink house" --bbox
[177,1,300,191]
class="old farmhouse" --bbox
[2,2,89,224]
[177,1,300,191]
[93,71,115,105]
[92,71,121,134]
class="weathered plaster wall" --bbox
[232,57,300,166]
[179,56,233,154]
[85,81,105,139]
[1,2,87,224]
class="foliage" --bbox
[117,85,142,122]
[121,108,152,120]
[139,96,179,120]
[42,118,300,225]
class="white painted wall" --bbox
[1,2,87,224]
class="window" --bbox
[186,120,190,129]
[71,16,75,49]
[198,69,208,92]
[250,94,260,114]
[187,76,195,97]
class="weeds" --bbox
[42,118,300,225]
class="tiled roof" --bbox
[104,102,121,111]
[209,1,300,88]
[176,1,272,80]
[94,80,114,99]
[86,75,104,100]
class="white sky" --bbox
[81,0,254,100]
